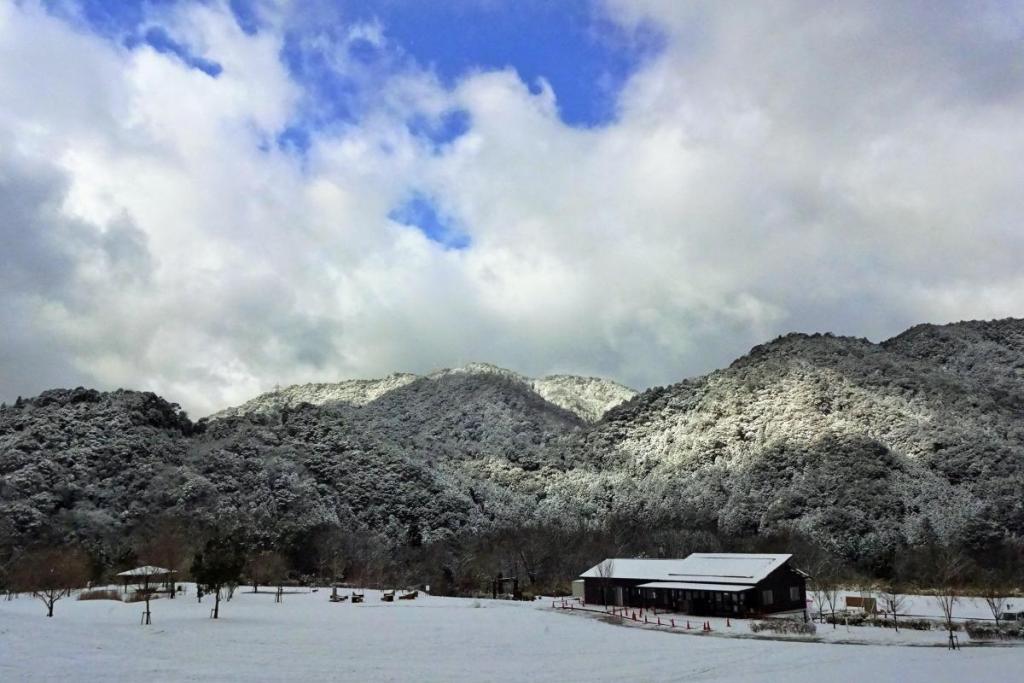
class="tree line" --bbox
[3,513,1020,619]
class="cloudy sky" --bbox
[2,0,1023,416]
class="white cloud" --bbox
[2,0,1023,415]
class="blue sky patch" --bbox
[42,0,663,139]
[276,125,312,155]
[316,0,664,127]
[407,109,471,150]
[389,194,471,250]
[42,0,172,38]
[228,0,263,35]
[128,26,223,76]
[280,29,363,127]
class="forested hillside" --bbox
[2,318,1021,588]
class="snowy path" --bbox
[1,587,1022,682]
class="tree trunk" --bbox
[47,598,54,617]
[213,589,220,619]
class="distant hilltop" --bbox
[209,361,637,423]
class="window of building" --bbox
[790,586,800,602]
[762,589,774,606]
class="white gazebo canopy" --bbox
[117,565,177,577]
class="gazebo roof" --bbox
[116,565,177,577]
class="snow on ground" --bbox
[1,587,1021,682]
[563,601,987,647]
[834,589,1016,621]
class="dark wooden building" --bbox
[580,553,807,618]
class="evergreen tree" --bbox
[191,537,245,619]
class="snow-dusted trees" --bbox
[2,319,1023,589]
[191,537,245,619]
[8,547,90,617]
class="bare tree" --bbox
[979,569,1010,629]
[821,581,842,629]
[595,559,615,608]
[135,521,189,598]
[800,547,838,624]
[439,543,478,596]
[9,547,90,617]
[807,559,842,628]
[878,582,906,633]
[933,547,969,650]
[809,584,829,623]
[310,526,354,586]
[245,551,288,594]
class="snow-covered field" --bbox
[1,587,1021,682]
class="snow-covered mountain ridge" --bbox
[211,373,420,419]
[210,362,637,423]
[2,317,1021,574]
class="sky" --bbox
[2,0,1023,417]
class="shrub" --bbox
[867,616,935,631]
[77,589,121,601]
[824,611,866,626]
[824,613,944,631]
[965,621,1024,640]
[750,620,817,635]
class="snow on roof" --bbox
[116,565,176,576]
[637,581,755,592]
[580,553,791,585]
[667,554,792,584]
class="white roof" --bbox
[580,553,791,585]
[116,565,176,577]
[637,581,755,592]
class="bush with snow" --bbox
[750,620,817,635]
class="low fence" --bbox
[552,599,724,631]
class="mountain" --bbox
[210,362,637,423]
[0,389,193,552]
[569,320,1024,565]
[1,318,1021,576]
